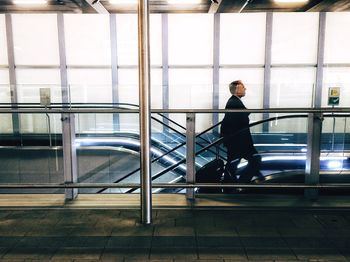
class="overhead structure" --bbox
[1,0,349,13]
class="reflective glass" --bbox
[168,14,213,65]
[324,12,350,64]
[12,14,59,66]
[64,14,111,66]
[168,69,213,132]
[271,13,319,64]
[220,13,266,65]
[0,15,8,65]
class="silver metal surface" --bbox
[110,14,120,131]
[305,112,323,199]
[186,113,196,200]
[212,13,220,128]
[5,14,19,135]
[314,12,326,108]
[162,14,169,128]
[138,0,152,225]
[57,13,69,103]
[1,183,350,189]
[263,12,272,132]
[62,114,78,200]
[1,108,350,114]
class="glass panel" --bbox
[0,83,12,134]
[116,14,161,66]
[271,13,319,65]
[12,14,59,66]
[64,14,111,66]
[270,67,315,108]
[0,14,8,65]
[168,14,213,65]
[220,13,266,65]
[320,115,350,195]
[16,69,62,134]
[169,69,213,132]
[324,12,350,64]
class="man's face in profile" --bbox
[236,82,246,98]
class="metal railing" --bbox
[1,105,350,223]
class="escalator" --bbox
[0,104,349,195]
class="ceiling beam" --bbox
[208,0,223,14]
[83,0,109,13]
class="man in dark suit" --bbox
[221,80,263,183]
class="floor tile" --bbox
[3,247,56,260]
[51,247,103,260]
[152,236,196,248]
[150,247,197,260]
[107,236,152,248]
[101,247,149,260]
[197,247,246,260]
[196,236,242,248]
[245,247,296,260]
[292,248,347,261]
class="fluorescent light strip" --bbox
[274,0,308,3]
[109,0,137,4]
[13,0,48,4]
[168,0,201,4]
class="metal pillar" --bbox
[263,12,273,132]
[304,112,322,199]
[186,113,196,200]
[138,0,152,224]
[62,114,78,199]
[212,13,220,133]
[161,14,169,130]
[110,14,120,130]
[314,12,326,108]
[58,13,78,200]
[5,14,20,136]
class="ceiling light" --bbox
[168,0,201,4]
[13,0,48,4]
[109,0,137,4]
[274,0,308,3]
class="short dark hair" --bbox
[229,80,242,95]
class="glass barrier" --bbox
[0,106,349,197]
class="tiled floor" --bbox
[0,208,350,261]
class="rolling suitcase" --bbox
[196,158,225,193]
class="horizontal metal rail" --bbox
[1,107,350,114]
[1,183,350,189]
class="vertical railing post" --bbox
[62,113,78,200]
[305,112,322,200]
[186,113,196,200]
[138,0,152,224]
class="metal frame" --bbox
[161,13,169,128]
[314,12,326,108]
[138,0,152,225]
[212,13,220,130]
[57,13,78,200]
[263,12,273,132]
[110,14,120,130]
[5,14,20,135]
[186,113,196,200]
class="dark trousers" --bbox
[226,147,262,183]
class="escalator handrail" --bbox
[125,114,309,193]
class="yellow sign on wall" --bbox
[328,87,340,106]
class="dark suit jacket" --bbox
[220,95,256,157]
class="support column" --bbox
[186,113,196,200]
[212,13,220,134]
[58,13,78,200]
[5,14,20,136]
[305,112,322,199]
[162,14,169,129]
[314,12,326,108]
[138,0,152,224]
[110,14,120,130]
[263,12,273,132]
